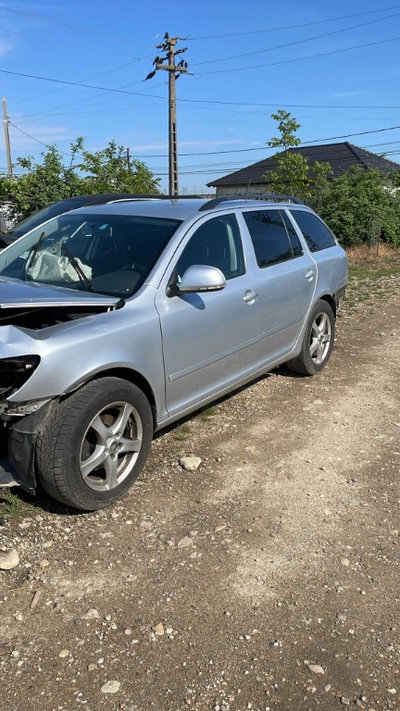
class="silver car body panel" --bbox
[0,277,120,308]
[0,198,348,438]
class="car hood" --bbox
[0,277,120,309]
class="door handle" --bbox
[242,289,258,304]
[305,270,315,281]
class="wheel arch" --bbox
[318,293,336,317]
[63,367,158,428]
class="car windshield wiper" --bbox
[61,242,93,292]
[25,230,46,274]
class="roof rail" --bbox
[107,194,212,204]
[198,192,304,211]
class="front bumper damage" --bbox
[0,400,57,493]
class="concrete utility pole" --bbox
[145,33,188,195]
[2,97,13,178]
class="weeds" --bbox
[198,405,218,420]
[344,249,400,312]
[173,423,191,441]
[0,490,35,520]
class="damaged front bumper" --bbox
[0,400,57,493]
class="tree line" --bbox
[264,110,400,249]
[1,116,400,248]
[0,137,160,222]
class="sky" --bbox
[0,0,400,193]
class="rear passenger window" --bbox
[290,210,336,252]
[281,212,303,257]
[243,210,300,268]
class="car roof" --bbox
[71,198,207,220]
[59,193,155,205]
[69,195,307,221]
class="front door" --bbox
[155,213,264,418]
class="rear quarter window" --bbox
[290,210,336,252]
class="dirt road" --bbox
[1,270,399,711]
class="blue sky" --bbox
[1,0,400,193]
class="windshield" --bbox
[0,212,182,298]
[7,199,90,240]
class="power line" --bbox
[12,56,153,109]
[18,79,166,122]
[16,99,267,123]
[119,124,399,158]
[363,139,400,148]
[0,6,151,46]
[195,12,400,66]
[8,121,73,156]
[198,34,400,74]
[0,68,165,100]
[130,124,400,158]
[187,5,400,39]
[4,66,400,112]
[9,118,400,164]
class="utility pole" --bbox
[2,97,13,178]
[146,33,188,195]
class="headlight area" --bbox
[0,355,41,400]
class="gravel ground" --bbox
[0,268,399,711]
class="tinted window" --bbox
[176,214,245,281]
[243,210,296,268]
[281,211,303,257]
[290,210,336,252]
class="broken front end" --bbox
[0,299,119,494]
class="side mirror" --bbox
[178,265,226,293]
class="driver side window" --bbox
[176,213,245,281]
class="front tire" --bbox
[287,299,335,375]
[36,377,153,510]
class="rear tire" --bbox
[287,300,335,376]
[36,377,153,510]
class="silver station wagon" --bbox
[0,195,347,510]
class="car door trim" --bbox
[168,315,303,382]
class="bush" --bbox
[319,166,400,248]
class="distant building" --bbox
[207,142,400,195]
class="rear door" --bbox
[288,208,348,298]
[239,207,317,363]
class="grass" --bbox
[348,263,400,281]
[198,405,218,420]
[173,423,192,441]
[344,248,400,312]
[0,490,35,520]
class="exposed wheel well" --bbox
[319,294,336,317]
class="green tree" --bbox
[1,143,82,221]
[77,140,160,194]
[264,110,332,202]
[268,109,301,151]
[319,166,400,248]
[0,138,160,223]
